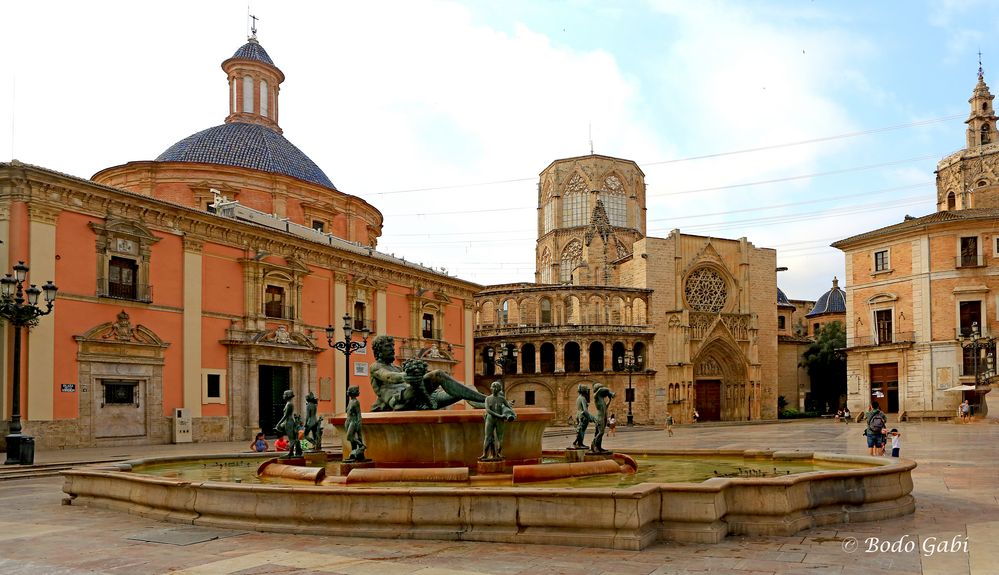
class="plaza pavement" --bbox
[0,419,996,574]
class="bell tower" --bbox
[966,54,997,149]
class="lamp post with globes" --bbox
[1,261,57,465]
[959,321,996,417]
[486,342,518,381]
[618,351,641,426]
[325,314,370,409]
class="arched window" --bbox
[482,347,495,377]
[588,341,604,372]
[633,342,646,370]
[260,79,269,117]
[561,173,588,227]
[539,248,552,284]
[540,343,556,373]
[242,76,254,113]
[564,342,581,373]
[499,300,509,325]
[611,342,626,372]
[982,124,991,145]
[560,240,582,283]
[540,298,552,324]
[521,343,536,374]
[947,191,956,210]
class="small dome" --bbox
[807,277,846,317]
[777,287,795,309]
[156,123,336,189]
[229,38,275,66]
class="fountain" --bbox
[60,337,915,550]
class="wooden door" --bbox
[869,363,898,413]
[695,380,722,421]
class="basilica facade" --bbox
[0,36,479,449]
[474,155,778,424]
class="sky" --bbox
[1,1,995,301]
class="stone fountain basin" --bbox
[329,408,553,468]
[60,449,915,550]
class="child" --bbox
[607,413,617,436]
[250,432,268,452]
[664,412,674,437]
[889,428,901,458]
[274,433,289,452]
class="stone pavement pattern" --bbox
[0,420,996,574]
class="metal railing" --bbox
[846,331,915,347]
[956,254,985,268]
[97,279,153,303]
[353,318,376,333]
[476,323,651,337]
[421,327,443,340]
[263,304,295,320]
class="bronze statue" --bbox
[571,384,596,449]
[343,385,367,462]
[480,381,517,460]
[590,383,616,454]
[275,389,303,458]
[368,335,486,411]
[303,391,323,451]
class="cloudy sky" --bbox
[1,1,993,300]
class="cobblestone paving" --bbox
[0,419,995,574]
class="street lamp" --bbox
[486,342,518,378]
[1,261,57,465]
[618,351,641,426]
[959,321,996,416]
[325,313,370,409]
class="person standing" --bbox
[664,413,674,437]
[864,401,887,456]
[888,428,902,458]
[607,413,617,437]
[961,399,971,422]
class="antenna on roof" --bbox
[589,122,594,155]
[979,49,985,81]
[248,10,259,41]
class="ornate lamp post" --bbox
[960,321,996,416]
[1,261,57,465]
[325,313,370,409]
[618,351,641,426]
[486,342,518,379]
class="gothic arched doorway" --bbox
[692,338,751,421]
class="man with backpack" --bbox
[865,401,888,456]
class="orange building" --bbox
[0,35,479,449]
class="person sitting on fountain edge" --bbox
[368,335,487,411]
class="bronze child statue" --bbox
[344,385,367,462]
[275,389,303,458]
[480,380,516,461]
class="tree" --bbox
[799,321,847,414]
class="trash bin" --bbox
[18,436,34,466]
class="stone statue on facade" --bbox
[368,335,486,411]
[571,384,597,449]
[303,391,323,451]
[480,381,517,461]
[343,385,367,462]
[590,383,616,454]
[275,389,303,458]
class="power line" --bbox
[362,114,962,197]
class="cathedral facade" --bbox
[474,154,778,424]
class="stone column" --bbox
[26,203,58,422]
[182,237,204,418]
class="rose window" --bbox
[684,268,727,312]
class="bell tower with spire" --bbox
[222,20,285,134]
[965,53,997,149]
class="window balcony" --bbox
[353,318,376,333]
[956,254,985,268]
[263,304,295,320]
[422,327,443,340]
[846,331,915,348]
[97,279,153,303]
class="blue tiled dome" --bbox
[230,40,274,66]
[155,123,336,189]
[777,287,791,306]
[807,278,846,317]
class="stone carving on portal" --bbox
[83,310,164,346]
[253,326,319,349]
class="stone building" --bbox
[777,289,813,411]
[832,66,999,419]
[0,35,479,449]
[474,154,778,424]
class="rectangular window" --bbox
[353,301,366,330]
[422,313,434,339]
[543,204,554,234]
[562,193,588,227]
[108,256,138,299]
[874,250,889,272]
[202,370,226,404]
[265,285,285,318]
[525,390,536,405]
[778,316,786,330]
[102,381,138,406]
[960,236,979,267]
[206,374,220,398]
[312,220,325,232]
[960,301,982,336]
[813,323,820,336]
[875,309,892,344]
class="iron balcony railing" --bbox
[97,279,153,303]
[353,318,376,333]
[421,327,443,340]
[263,304,295,320]
[846,331,916,347]
[956,254,985,268]
[476,323,651,337]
